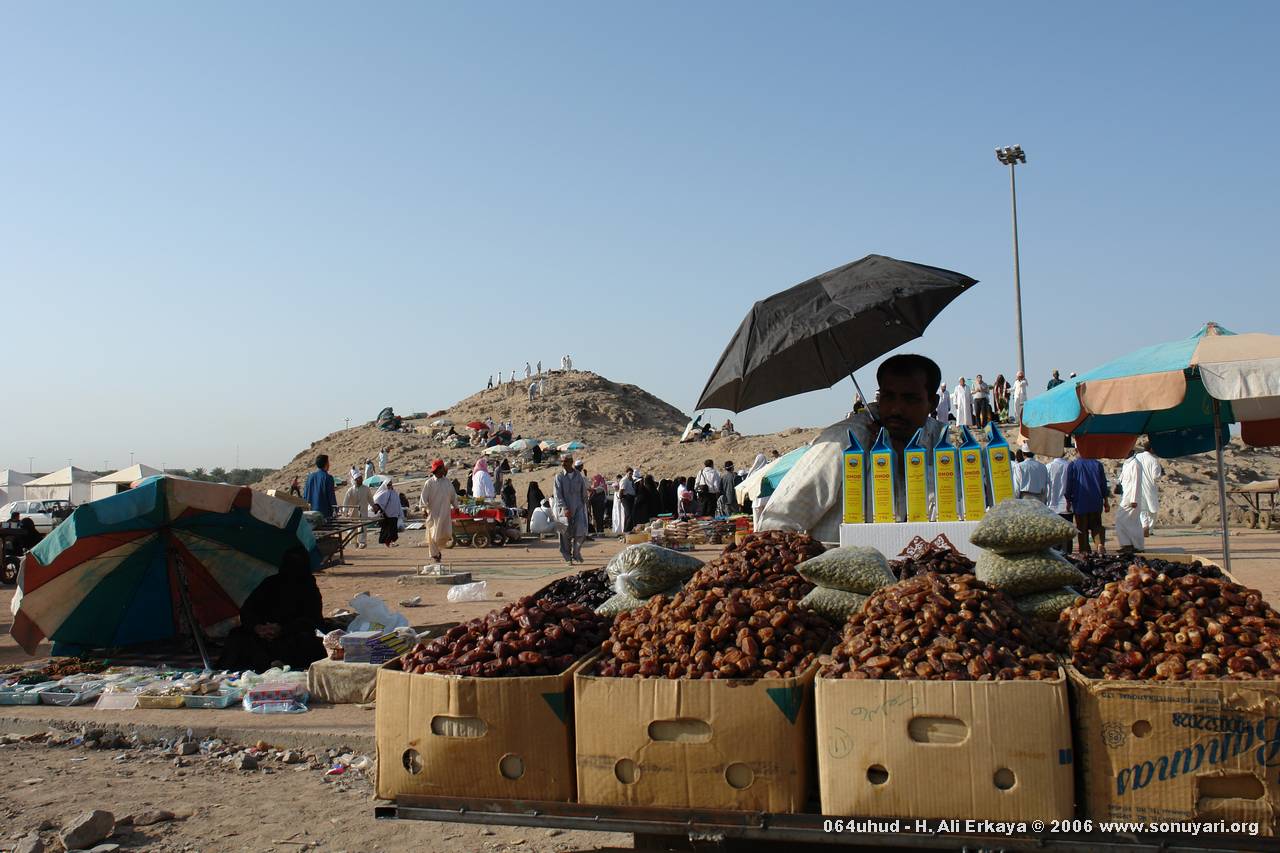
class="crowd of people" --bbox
[931,368,1074,428]
[484,355,577,402]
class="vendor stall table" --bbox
[311,517,378,568]
[376,796,1273,852]
[1226,478,1278,522]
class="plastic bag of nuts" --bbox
[1060,564,1280,680]
[398,595,610,677]
[820,572,1059,680]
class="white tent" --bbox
[24,466,96,504]
[0,470,33,506]
[89,464,164,501]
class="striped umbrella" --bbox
[10,476,319,668]
[1023,323,1280,570]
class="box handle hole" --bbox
[1131,720,1152,738]
[725,762,754,790]
[867,764,889,785]
[614,758,640,784]
[907,716,969,745]
[402,749,422,775]
[430,715,487,738]
[1197,773,1265,803]
[648,718,712,743]
[994,768,1016,790]
[498,753,525,780]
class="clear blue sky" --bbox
[4,3,1277,473]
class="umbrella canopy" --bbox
[364,474,387,489]
[558,441,585,452]
[467,421,488,431]
[484,445,511,456]
[735,447,808,504]
[10,476,320,661]
[1022,323,1280,572]
[508,438,538,452]
[696,254,977,413]
[538,440,558,451]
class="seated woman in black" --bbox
[218,548,326,672]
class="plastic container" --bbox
[39,682,105,706]
[184,688,243,709]
[137,694,187,709]
[0,681,58,706]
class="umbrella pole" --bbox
[850,374,871,410]
[1212,399,1232,574]
[172,553,213,672]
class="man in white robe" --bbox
[420,460,459,562]
[342,474,375,548]
[1116,453,1145,552]
[935,383,952,422]
[1010,371,1029,425]
[951,378,974,427]
[1134,444,1163,534]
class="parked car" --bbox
[0,498,74,533]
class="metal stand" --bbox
[172,553,213,671]
[1212,399,1232,574]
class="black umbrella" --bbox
[695,254,977,413]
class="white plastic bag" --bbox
[446,581,489,602]
[346,593,410,632]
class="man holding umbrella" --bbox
[758,354,948,541]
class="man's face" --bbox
[877,369,937,442]
[563,457,574,472]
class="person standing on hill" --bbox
[993,374,1010,422]
[1010,371,1029,425]
[695,459,721,517]
[363,458,374,481]
[487,375,493,390]
[525,362,532,380]
[420,460,459,563]
[1065,455,1110,554]
[304,455,337,519]
[378,447,389,474]
[289,475,302,497]
[554,455,588,565]
[342,473,375,549]
[951,378,974,427]
[1046,369,1064,391]
[972,375,992,427]
[935,383,952,423]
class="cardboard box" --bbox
[1068,668,1280,834]
[375,659,580,802]
[575,663,816,811]
[815,672,1074,821]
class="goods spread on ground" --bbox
[820,572,1059,680]
[534,567,613,609]
[0,662,306,710]
[973,498,1084,621]
[1067,552,1225,597]
[595,531,831,678]
[889,534,976,580]
[795,545,893,622]
[1060,564,1280,680]
[650,517,735,547]
[398,595,610,677]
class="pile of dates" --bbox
[399,596,609,677]
[1060,565,1280,680]
[595,531,832,679]
[890,549,975,580]
[688,530,825,600]
[821,572,1058,680]
[1069,553,1223,598]
[536,567,613,609]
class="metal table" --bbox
[376,796,1275,852]
[1226,478,1278,524]
[310,517,378,567]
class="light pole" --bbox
[996,144,1027,378]
[130,451,135,466]
[27,456,34,473]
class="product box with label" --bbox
[1068,668,1279,834]
[575,662,816,811]
[375,658,580,802]
[815,672,1074,821]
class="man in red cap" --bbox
[420,459,459,563]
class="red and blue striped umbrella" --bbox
[10,476,319,657]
